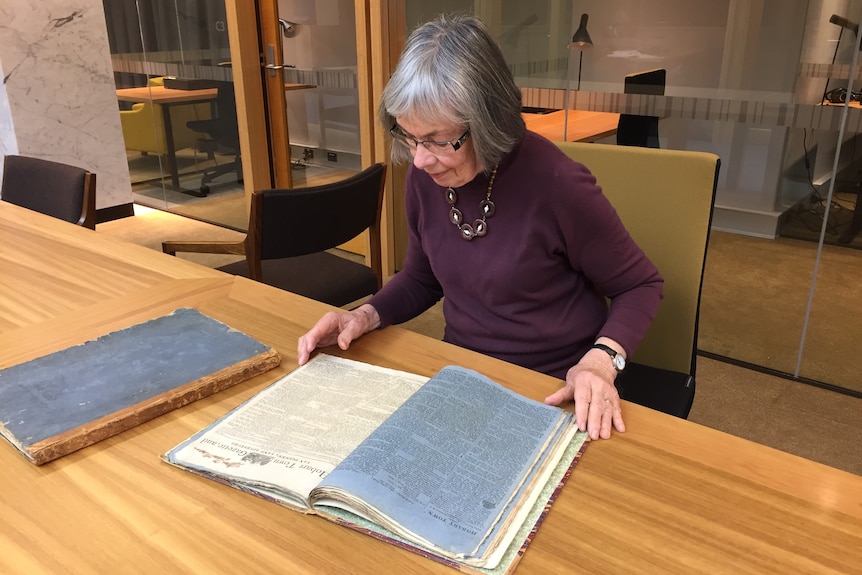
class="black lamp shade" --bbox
[572,13,593,47]
[830,13,859,35]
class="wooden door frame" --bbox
[226,0,402,276]
[258,0,293,188]
[224,0,272,217]
[368,0,406,274]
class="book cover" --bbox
[0,308,280,464]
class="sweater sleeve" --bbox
[557,160,664,357]
[366,167,444,327]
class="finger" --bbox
[599,399,613,439]
[587,398,605,439]
[296,314,342,363]
[575,398,590,432]
[297,336,312,365]
[302,318,336,348]
[612,402,626,433]
[573,385,592,432]
[336,329,355,350]
[335,315,368,350]
[542,387,570,407]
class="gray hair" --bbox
[379,14,526,173]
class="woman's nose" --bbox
[411,145,437,169]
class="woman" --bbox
[298,14,663,440]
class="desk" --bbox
[1,202,861,573]
[522,109,620,142]
[116,83,315,190]
[116,86,219,189]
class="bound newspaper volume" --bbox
[164,354,588,574]
[0,308,279,465]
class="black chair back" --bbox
[226,163,388,306]
[161,163,388,307]
[617,68,666,149]
[187,82,238,152]
[1,155,96,229]
[254,164,386,260]
[208,82,239,152]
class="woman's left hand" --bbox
[544,346,625,440]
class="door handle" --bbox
[265,45,281,76]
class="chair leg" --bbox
[195,157,241,196]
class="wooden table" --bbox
[523,109,620,142]
[1,202,860,574]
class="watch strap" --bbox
[591,343,625,372]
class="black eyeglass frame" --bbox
[389,123,471,152]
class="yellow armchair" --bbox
[120,77,211,155]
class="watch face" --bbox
[613,354,626,371]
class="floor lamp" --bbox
[563,13,593,141]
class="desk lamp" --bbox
[278,18,298,37]
[822,14,862,104]
[563,14,593,141]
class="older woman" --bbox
[298,14,663,440]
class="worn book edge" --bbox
[318,432,590,575]
[21,348,280,465]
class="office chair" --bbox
[163,163,387,307]
[186,81,241,196]
[556,141,720,418]
[1,155,96,230]
[616,68,666,148]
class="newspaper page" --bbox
[164,354,428,510]
[310,365,572,564]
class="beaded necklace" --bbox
[445,165,498,241]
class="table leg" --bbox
[161,103,180,189]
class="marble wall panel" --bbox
[0,62,18,164]
[0,1,131,211]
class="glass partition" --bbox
[104,0,242,229]
[279,0,364,184]
[800,1,862,395]
[402,0,862,396]
[101,0,862,395]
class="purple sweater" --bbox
[368,131,663,380]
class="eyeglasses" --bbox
[389,124,470,155]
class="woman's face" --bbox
[395,117,481,189]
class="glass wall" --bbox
[104,0,366,232]
[404,0,862,396]
[800,1,862,395]
[102,0,862,395]
[105,0,243,229]
[278,0,363,179]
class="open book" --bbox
[164,354,588,573]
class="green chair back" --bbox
[556,142,720,376]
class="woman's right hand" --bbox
[296,303,381,366]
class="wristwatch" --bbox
[591,343,626,372]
